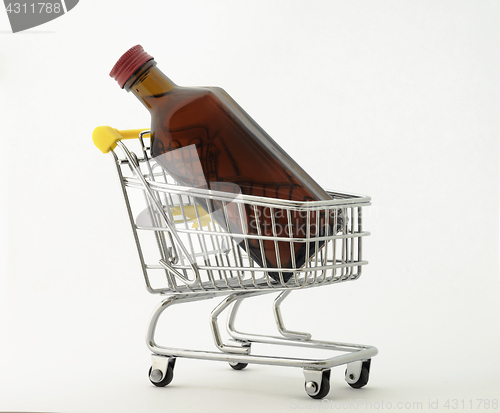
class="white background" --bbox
[1,1,499,412]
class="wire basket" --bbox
[93,126,376,399]
[107,129,371,295]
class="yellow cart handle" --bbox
[92,126,150,153]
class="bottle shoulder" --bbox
[172,85,224,96]
[155,86,224,109]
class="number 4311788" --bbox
[6,3,62,14]
[444,399,498,409]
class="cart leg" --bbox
[273,290,312,340]
[226,290,313,342]
[146,293,215,353]
[210,293,254,354]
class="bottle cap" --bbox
[110,45,154,88]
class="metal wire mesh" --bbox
[112,133,370,294]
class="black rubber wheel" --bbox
[347,359,371,389]
[149,359,175,387]
[229,362,248,370]
[306,369,331,399]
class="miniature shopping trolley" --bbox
[93,126,378,399]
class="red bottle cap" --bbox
[110,45,154,88]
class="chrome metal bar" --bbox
[253,205,272,286]
[123,177,371,208]
[205,199,229,283]
[116,141,201,285]
[146,293,215,351]
[286,209,298,284]
[210,294,255,354]
[106,131,377,392]
[270,207,284,284]
[134,225,370,242]
[221,200,243,285]
[143,186,175,289]
[193,203,217,287]
[112,151,154,293]
[150,340,377,370]
[136,132,176,287]
[147,260,369,274]
[273,290,312,340]
[238,203,260,289]
[177,195,198,272]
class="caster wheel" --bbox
[149,358,175,387]
[305,369,331,399]
[229,362,248,370]
[346,359,371,389]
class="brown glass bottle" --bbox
[110,45,341,282]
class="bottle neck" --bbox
[124,60,176,111]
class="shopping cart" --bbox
[93,126,378,399]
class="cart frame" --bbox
[93,126,378,399]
